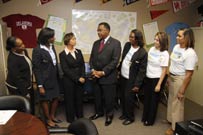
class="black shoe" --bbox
[143,121,152,126]
[119,115,126,120]
[105,115,113,126]
[47,123,60,128]
[89,113,104,120]
[141,118,145,123]
[52,119,62,123]
[122,119,134,125]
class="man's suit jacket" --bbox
[59,49,85,83]
[89,36,121,84]
[6,51,31,96]
[119,42,148,89]
[32,45,59,90]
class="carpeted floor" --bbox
[48,98,203,135]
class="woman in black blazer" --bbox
[59,32,85,123]
[32,27,61,127]
[118,29,147,125]
[5,36,35,114]
[5,36,32,97]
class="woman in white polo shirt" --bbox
[165,28,198,135]
[142,32,169,126]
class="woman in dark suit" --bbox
[59,32,85,123]
[5,36,35,114]
[118,29,147,125]
[5,36,32,97]
[32,27,61,127]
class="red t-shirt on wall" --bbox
[2,14,45,48]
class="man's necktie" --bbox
[98,39,104,52]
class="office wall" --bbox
[0,0,202,60]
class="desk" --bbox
[0,112,49,135]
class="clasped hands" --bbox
[132,86,139,92]
[79,77,85,84]
[91,70,105,78]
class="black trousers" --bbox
[63,80,83,123]
[92,81,116,117]
[120,76,138,121]
[142,77,160,125]
[119,76,128,116]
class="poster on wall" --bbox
[72,9,137,54]
[172,0,196,13]
[143,21,159,47]
[46,15,67,45]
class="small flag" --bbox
[39,0,53,5]
[150,0,169,6]
[2,0,11,3]
[123,0,139,6]
[150,10,168,20]
[101,0,111,4]
[75,0,82,3]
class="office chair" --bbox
[48,118,99,135]
[0,95,31,113]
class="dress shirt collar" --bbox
[103,35,110,44]
[40,44,53,51]
[12,51,25,56]
[64,47,78,55]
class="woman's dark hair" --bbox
[99,22,110,31]
[63,32,74,45]
[6,36,17,51]
[155,32,168,52]
[37,27,55,45]
[179,28,195,49]
[131,29,145,48]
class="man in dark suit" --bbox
[89,22,121,126]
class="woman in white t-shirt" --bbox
[142,32,169,126]
[165,28,198,135]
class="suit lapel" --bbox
[40,47,54,65]
[65,50,79,63]
[131,47,141,62]
[52,45,58,63]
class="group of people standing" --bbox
[5,21,198,135]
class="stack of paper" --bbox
[0,110,17,125]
